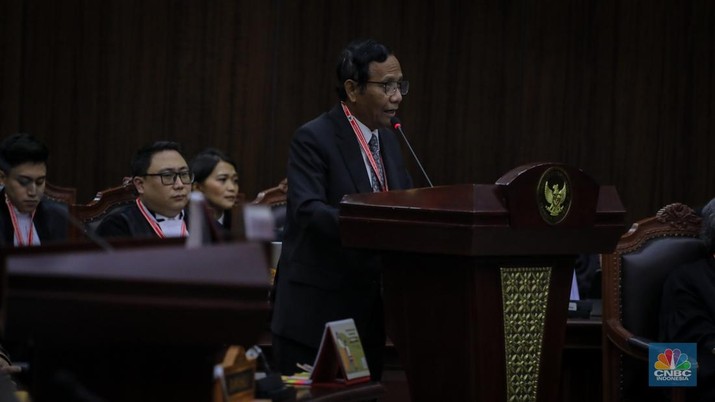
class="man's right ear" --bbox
[345,79,359,103]
[132,176,145,195]
[0,170,6,186]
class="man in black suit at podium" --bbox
[270,38,413,381]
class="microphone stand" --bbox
[390,117,434,187]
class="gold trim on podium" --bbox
[500,266,552,402]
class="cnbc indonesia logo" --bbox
[654,349,691,379]
[650,344,697,387]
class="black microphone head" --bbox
[390,116,401,129]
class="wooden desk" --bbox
[561,316,602,402]
[260,316,603,402]
[389,317,604,402]
[252,382,384,402]
[2,242,271,402]
[565,317,602,349]
[296,382,385,401]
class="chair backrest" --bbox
[602,202,702,402]
[251,178,287,241]
[251,178,287,206]
[44,182,77,205]
[68,184,137,240]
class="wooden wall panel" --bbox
[0,0,712,224]
[0,0,22,135]
[14,0,280,202]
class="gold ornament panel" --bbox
[500,266,551,402]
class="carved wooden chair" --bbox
[68,184,137,240]
[251,178,287,206]
[602,203,702,402]
[249,178,287,285]
[44,182,77,205]
[251,178,287,241]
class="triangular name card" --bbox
[310,318,371,386]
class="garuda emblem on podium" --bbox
[537,167,571,225]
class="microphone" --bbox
[390,116,433,187]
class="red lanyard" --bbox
[5,196,36,246]
[136,198,187,238]
[341,102,388,191]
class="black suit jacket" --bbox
[270,104,413,349]
[660,256,715,402]
[96,203,167,239]
[0,189,69,246]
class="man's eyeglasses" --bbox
[143,171,195,185]
[366,80,409,96]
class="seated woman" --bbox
[660,198,715,402]
[190,148,240,230]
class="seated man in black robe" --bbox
[660,198,715,402]
[96,141,192,239]
[0,133,68,247]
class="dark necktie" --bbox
[368,135,384,192]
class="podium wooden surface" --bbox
[295,382,385,401]
[1,242,272,402]
[339,163,625,402]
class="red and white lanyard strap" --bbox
[136,198,187,238]
[341,102,388,191]
[5,195,36,246]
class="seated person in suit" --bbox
[0,133,68,246]
[189,148,239,229]
[96,141,192,239]
[659,198,715,402]
[574,253,601,299]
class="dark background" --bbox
[1,0,713,225]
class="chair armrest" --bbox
[604,318,651,361]
[626,336,652,353]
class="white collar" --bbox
[8,202,40,246]
[354,116,379,144]
[154,211,183,222]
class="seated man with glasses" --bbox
[0,133,69,247]
[97,141,192,239]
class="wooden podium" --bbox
[0,242,271,402]
[339,163,625,402]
